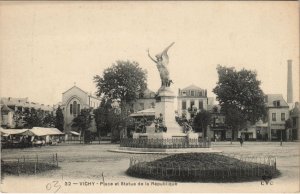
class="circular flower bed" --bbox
[126,153,280,182]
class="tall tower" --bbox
[287,59,293,103]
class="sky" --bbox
[0,1,299,106]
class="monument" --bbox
[131,42,200,145]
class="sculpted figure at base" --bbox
[148,42,175,87]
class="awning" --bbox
[130,108,155,117]
[255,119,268,127]
[69,131,80,136]
[256,122,268,127]
[30,127,64,136]
[0,128,35,136]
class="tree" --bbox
[213,65,266,140]
[55,106,64,131]
[93,60,147,105]
[23,109,44,128]
[43,114,55,127]
[72,108,93,143]
[107,105,129,142]
[14,110,27,129]
[94,100,112,138]
[193,110,211,137]
[94,60,147,141]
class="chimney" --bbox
[287,59,293,103]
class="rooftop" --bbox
[63,85,100,100]
[0,97,54,111]
[181,84,205,91]
[265,94,289,108]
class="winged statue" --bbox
[148,42,175,87]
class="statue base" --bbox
[155,86,182,134]
[128,86,209,149]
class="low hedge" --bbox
[126,153,280,182]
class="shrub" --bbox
[126,153,280,182]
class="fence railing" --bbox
[64,136,111,144]
[127,154,277,182]
[120,138,211,148]
[1,153,59,176]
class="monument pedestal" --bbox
[155,86,183,134]
[132,86,200,146]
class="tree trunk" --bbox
[202,124,205,145]
[98,130,101,144]
[82,129,85,144]
[231,128,234,144]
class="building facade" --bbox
[177,85,208,120]
[128,88,156,113]
[289,102,300,140]
[209,105,228,141]
[61,86,101,133]
[238,123,257,141]
[0,97,54,128]
[264,94,290,141]
[255,120,269,141]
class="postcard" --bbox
[0,1,299,193]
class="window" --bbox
[199,101,204,110]
[70,104,73,114]
[182,91,186,96]
[73,101,77,115]
[272,113,276,121]
[182,101,186,109]
[281,113,285,121]
[191,91,195,96]
[190,100,195,108]
[273,100,280,107]
[78,104,80,114]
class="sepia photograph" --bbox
[0,1,299,193]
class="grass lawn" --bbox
[1,161,60,175]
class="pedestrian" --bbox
[239,135,244,147]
